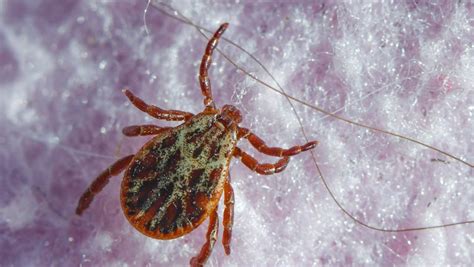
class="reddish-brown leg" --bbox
[190,207,219,267]
[123,89,193,121]
[76,154,134,215]
[238,127,318,157]
[122,124,171,136]
[222,176,234,255]
[233,147,290,175]
[199,23,229,108]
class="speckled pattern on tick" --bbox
[76,23,318,266]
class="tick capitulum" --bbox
[76,23,318,267]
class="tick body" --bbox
[122,111,236,239]
[76,23,317,266]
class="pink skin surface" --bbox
[1,0,473,266]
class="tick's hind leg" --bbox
[76,154,134,215]
[233,147,290,175]
[199,23,229,108]
[222,177,234,255]
[123,89,193,121]
[122,124,171,136]
[238,127,318,157]
[190,206,219,267]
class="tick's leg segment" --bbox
[199,23,229,108]
[122,124,171,137]
[234,147,290,175]
[123,89,193,121]
[190,207,219,267]
[238,127,318,157]
[75,154,134,215]
[222,176,234,255]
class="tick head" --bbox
[219,105,242,127]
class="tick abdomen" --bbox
[121,112,237,239]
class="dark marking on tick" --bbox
[193,145,204,158]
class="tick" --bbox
[76,23,317,266]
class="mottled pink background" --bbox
[1,0,473,266]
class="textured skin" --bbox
[120,110,237,240]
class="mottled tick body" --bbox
[76,23,318,266]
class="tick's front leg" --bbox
[222,177,234,255]
[238,127,318,157]
[233,147,290,175]
[122,124,171,136]
[190,207,219,267]
[76,154,134,215]
[123,89,194,121]
[199,23,228,108]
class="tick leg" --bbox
[233,147,290,175]
[75,154,134,215]
[122,124,171,136]
[199,23,229,108]
[222,176,234,255]
[238,127,318,157]
[190,207,219,267]
[123,89,193,121]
